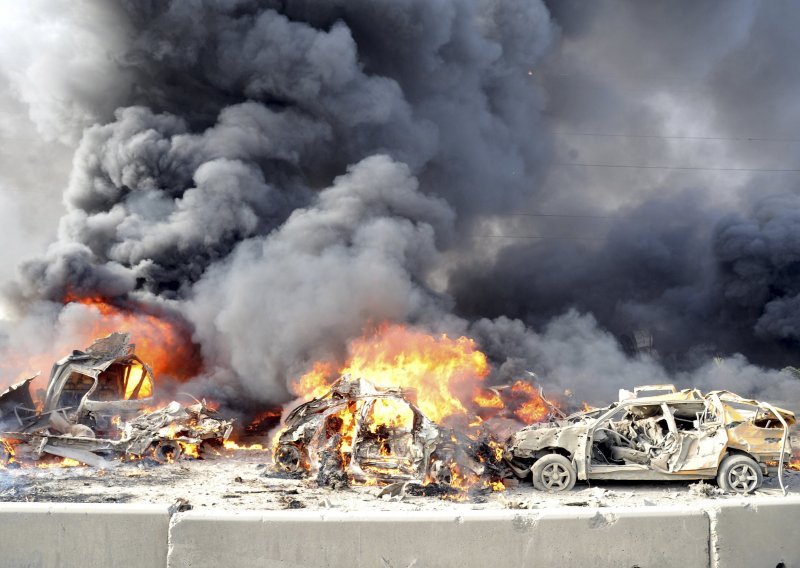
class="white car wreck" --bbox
[504,384,795,494]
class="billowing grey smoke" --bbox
[715,195,800,344]
[451,0,800,389]
[188,155,454,402]
[1,0,799,410]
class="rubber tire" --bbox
[717,454,762,494]
[531,454,577,492]
[153,440,182,464]
[274,444,306,473]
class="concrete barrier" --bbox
[1,498,799,567]
[709,496,800,568]
[167,507,709,568]
[0,502,170,568]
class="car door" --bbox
[585,403,660,479]
[666,400,728,474]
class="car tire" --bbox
[153,440,182,464]
[275,444,307,473]
[717,454,762,494]
[531,454,577,492]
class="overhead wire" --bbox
[552,162,800,173]
[555,131,800,143]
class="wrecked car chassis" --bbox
[0,333,232,466]
[505,385,795,494]
[1,400,233,467]
[274,377,479,487]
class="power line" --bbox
[553,162,800,173]
[470,234,602,241]
[504,212,618,219]
[555,131,800,143]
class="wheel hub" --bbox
[542,463,570,489]
[728,464,758,492]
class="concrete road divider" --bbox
[1,498,799,567]
[0,502,170,568]
[167,507,709,568]
[708,495,800,568]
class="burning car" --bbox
[273,376,480,487]
[504,384,795,494]
[0,333,232,467]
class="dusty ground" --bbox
[1,448,798,511]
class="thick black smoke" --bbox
[452,0,800,381]
[1,0,799,409]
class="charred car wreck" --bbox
[0,333,232,467]
[505,384,795,494]
[273,376,491,490]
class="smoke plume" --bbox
[1,0,799,410]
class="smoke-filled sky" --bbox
[1,0,800,409]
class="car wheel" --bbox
[153,440,182,464]
[717,454,762,494]
[531,454,577,492]
[275,444,306,473]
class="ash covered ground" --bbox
[2,448,798,512]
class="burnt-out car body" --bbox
[0,333,232,466]
[274,376,474,486]
[504,384,795,494]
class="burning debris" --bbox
[505,384,796,494]
[1,326,797,508]
[273,376,492,493]
[0,333,231,467]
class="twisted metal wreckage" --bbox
[0,333,794,497]
[273,377,509,494]
[273,378,796,495]
[505,384,796,494]
[0,333,232,467]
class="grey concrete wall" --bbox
[167,507,709,568]
[0,503,170,568]
[0,499,798,568]
[709,495,800,568]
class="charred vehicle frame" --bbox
[273,376,481,487]
[0,333,232,466]
[504,384,795,494]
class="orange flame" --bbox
[62,295,199,381]
[789,452,800,472]
[293,324,491,424]
[291,324,556,428]
[508,380,551,424]
[223,441,265,451]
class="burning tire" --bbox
[275,444,306,473]
[0,442,11,465]
[530,454,576,492]
[153,440,182,464]
[717,454,762,494]
[430,459,454,486]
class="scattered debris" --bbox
[169,497,193,513]
[0,333,233,466]
[282,497,306,509]
[688,481,723,498]
[505,384,795,494]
